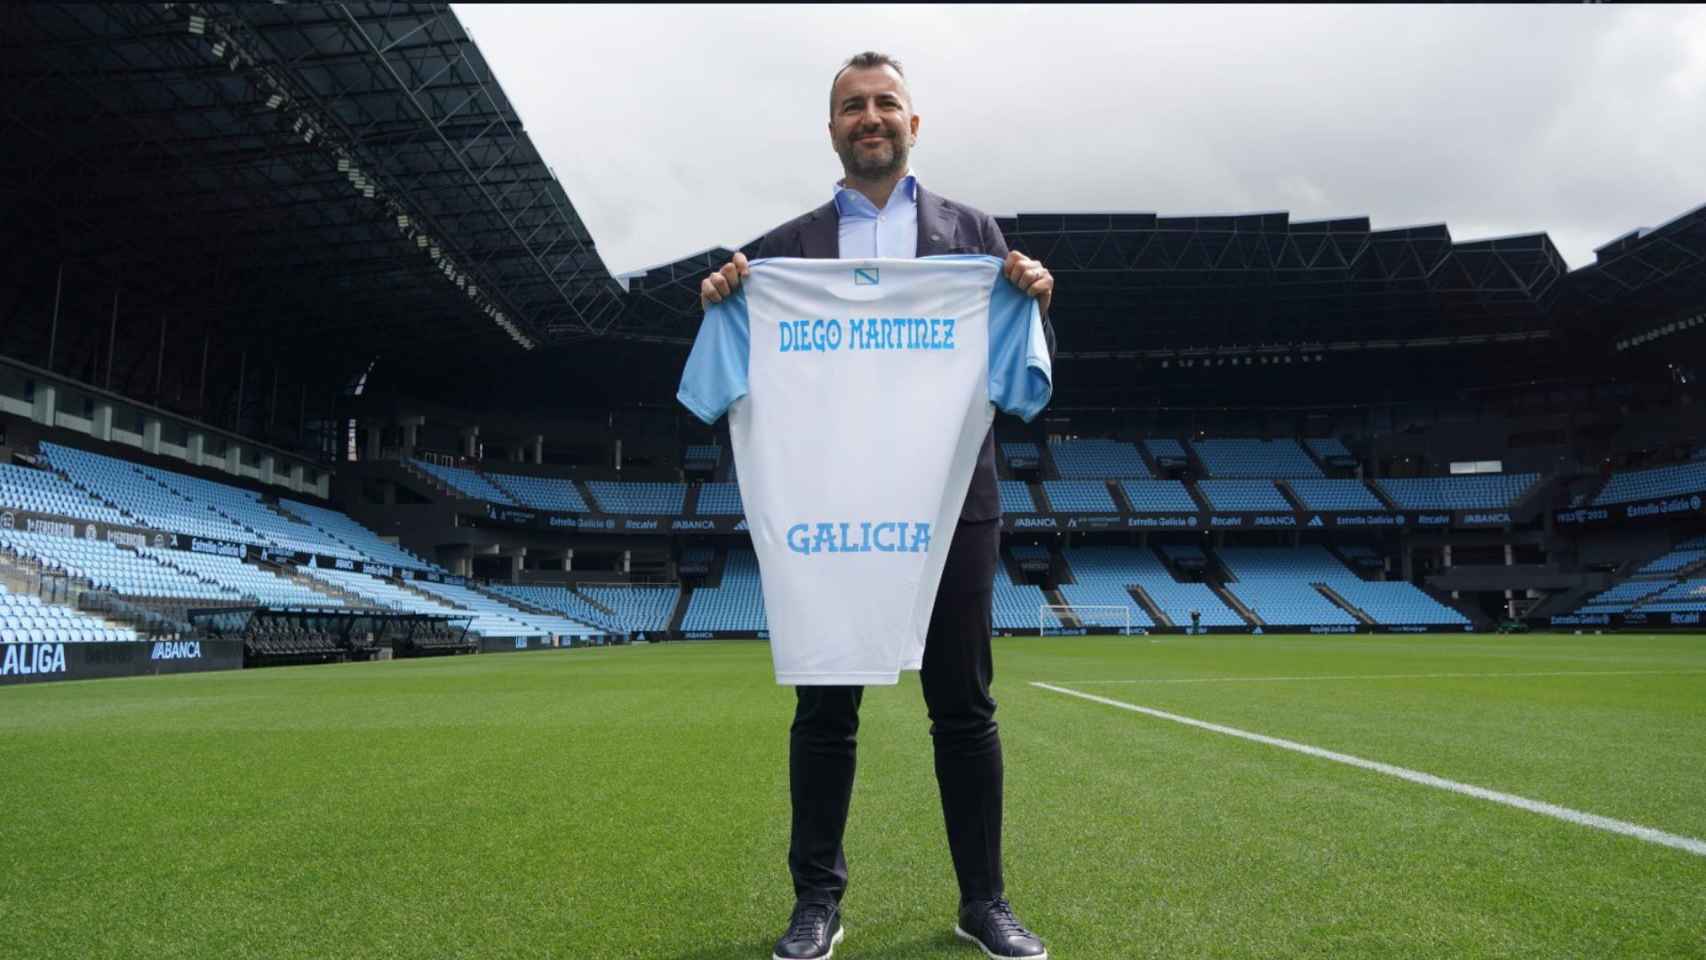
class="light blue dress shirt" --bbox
[834,171,918,260]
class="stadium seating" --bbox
[576,584,680,633]
[0,582,136,644]
[0,463,130,526]
[1119,480,1198,512]
[680,550,767,632]
[1577,580,1671,614]
[486,584,625,634]
[1306,437,1355,463]
[585,482,686,514]
[277,500,440,572]
[411,459,519,505]
[1633,579,1706,613]
[138,548,341,608]
[683,444,721,469]
[1057,548,1156,630]
[1048,439,1151,478]
[298,566,538,637]
[413,581,599,638]
[1217,545,1466,627]
[999,480,1037,513]
[994,562,1057,630]
[1637,549,1706,577]
[1196,480,1290,512]
[1287,478,1384,511]
[42,443,265,544]
[1192,439,1323,478]
[1592,462,1706,506]
[697,482,744,515]
[1041,480,1116,512]
[488,473,589,512]
[1376,474,1538,510]
[0,530,232,600]
[1001,442,1040,468]
[1143,438,1187,465]
[135,464,361,558]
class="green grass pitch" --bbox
[3,633,1705,959]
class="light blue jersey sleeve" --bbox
[987,271,1053,422]
[676,289,751,424]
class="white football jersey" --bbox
[678,256,1051,685]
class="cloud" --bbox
[455,3,1706,272]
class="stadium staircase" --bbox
[1042,587,1083,629]
[680,484,701,516]
[1366,481,1402,511]
[1135,442,1163,478]
[1299,441,1332,476]
[484,473,524,504]
[1184,481,1213,514]
[1208,581,1264,627]
[1273,480,1309,513]
[402,460,459,500]
[268,563,364,607]
[666,588,693,634]
[1127,585,1172,628]
[1314,584,1376,626]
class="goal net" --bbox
[1039,603,1133,636]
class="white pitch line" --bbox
[1031,681,1706,859]
[1053,668,1706,685]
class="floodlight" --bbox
[266,93,285,110]
[211,42,225,59]
[188,15,206,35]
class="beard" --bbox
[836,129,910,180]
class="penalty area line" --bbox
[1030,680,1706,859]
[1051,668,1706,685]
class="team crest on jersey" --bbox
[853,267,879,286]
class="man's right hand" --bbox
[700,252,750,309]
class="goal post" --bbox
[1039,603,1133,636]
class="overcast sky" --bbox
[453,4,1706,277]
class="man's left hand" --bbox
[1004,250,1053,317]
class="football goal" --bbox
[1039,603,1137,636]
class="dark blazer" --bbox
[745,185,1057,523]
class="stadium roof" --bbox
[5,2,624,365]
[4,3,1703,416]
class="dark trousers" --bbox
[787,517,1004,906]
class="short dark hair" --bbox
[830,51,908,112]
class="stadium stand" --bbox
[1048,439,1151,478]
[697,482,744,515]
[0,530,229,600]
[42,443,265,544]
[994,562,1057,630]
[1196,479,1291,512]
[999,480,1037,513]
[135,464,361,558]
[1637,549,1706,577]
[683,445,721,469]
[411,459,519,505]
[1192,438,1323,478]
[1633,580,1706,613]
[1143,438,1187,466]
[487,472,589,512]
[1001,442,1041,468]
[412,581,600,639]
[1218,546,1466,627]
[585,481,686,514]
[1119,480,1198,512]
[1306,437,1356,465]
[0,581,137,644]
[1041,480,1116,512]
[1577,580,1672,614]
[486,584,625,634]
[137,548,341,608]
[0,463,130,526]
[680,550,767,632]
[1287,478,1385,511]
[1376,473,1539,510]
[276,500,440,572]
[295,566,544,637]
[1592,462,1706,506]
[1058,547,1156,630]
[577,584,680,633]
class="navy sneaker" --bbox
[772,900,845,960]
[954,897,1047,959]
